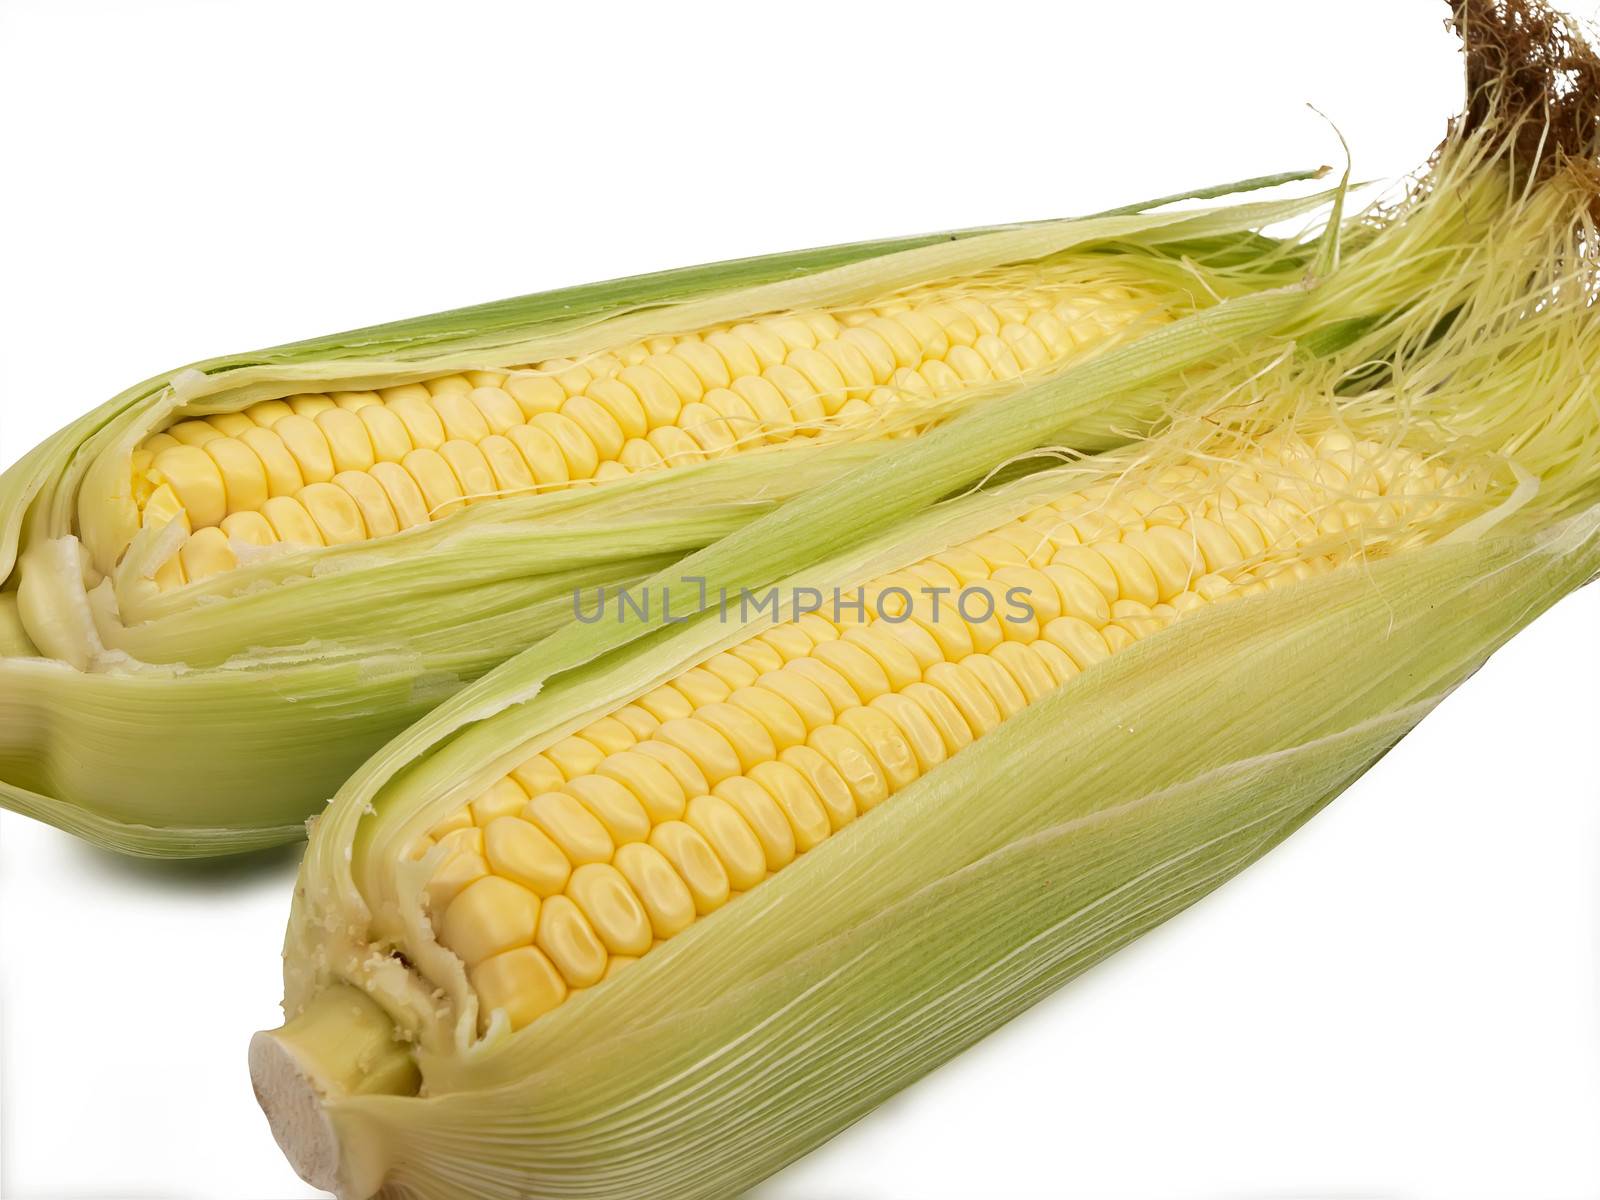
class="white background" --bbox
[1,2,1597,1197]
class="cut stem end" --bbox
[249,985,418,1198]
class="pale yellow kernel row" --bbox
[124,272,1164,588]
[409,431,1458,1034]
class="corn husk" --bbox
[263,500,1599,1200]
[253,11,1600,1179]
[258,396,1600,1195]
[1,175,1356,856]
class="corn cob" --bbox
[119,266,1157,593]
[0,181,1357,856]
[406,426,1465,1031]
[255,391,1600,1200]
[252,12,1600,1182]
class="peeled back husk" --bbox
[0,177,1341,856]
[253,467,1600,1198]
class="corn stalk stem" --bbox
[251,985,419,1198]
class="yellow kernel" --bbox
[536,895,608,988]
[811,639,892,704]
[368,461,431,529]
[901,681,974,756]
[203,438,269,516]
[545,736,605,780]
[923,661,1001,738]
[333,471,400,540]
[868,691,948,773]
[712,776,796,871]
[781,658,858,717]
[260,496,325,547]
[754,671,834,732]
[470,777,529,826]
[425,849,488,916]
[236,427,305,497]
[471,946,567,1032]
[298,481,367,545]
[177,526,237,583]
[1041,616,1111,669]
[806,724,890,812]
[484,816,571,898]
[562,775,650,845]
[836,706,919,792]
[567,863,653,957]
[440,875,539,966]
[840,625,921,691]
[963,653,1027,719]
[778,745,857,831]
[746,760,832,853]
[595,751,685,823]
[648,821,731,915]
[685,795,766,890]
[652,719,741,787]
[613,843,696,940]
[632,741,711,797]
[990,641,1056,704]
[151,445,227,529]
[725,686,807,752]
[525,792,613,866]
[693,702,777,772]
